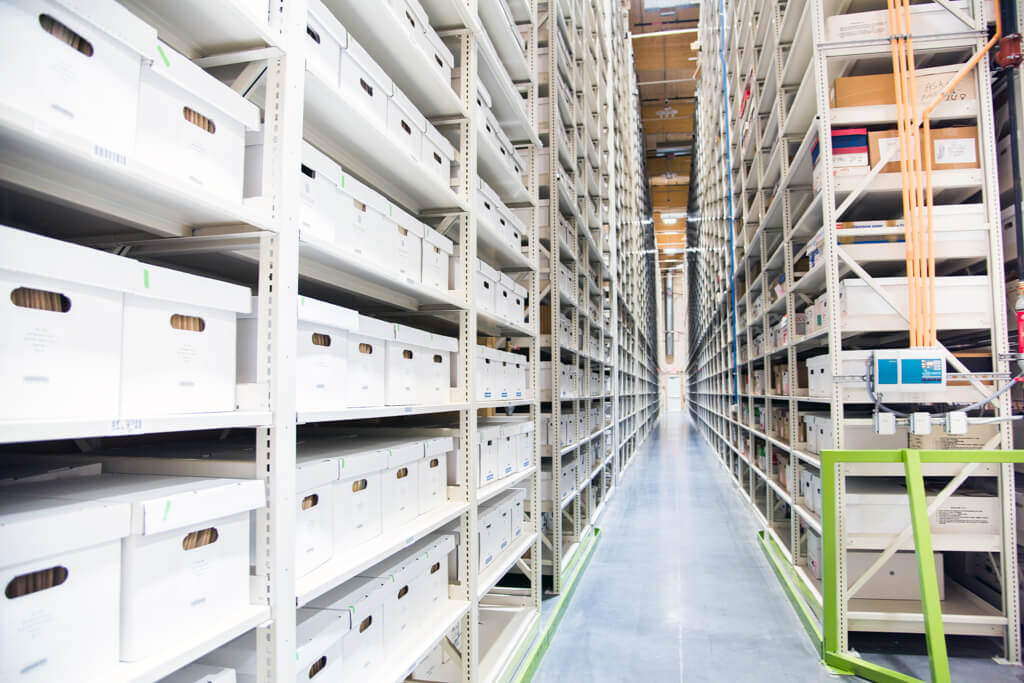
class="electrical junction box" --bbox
[873,348,946,394]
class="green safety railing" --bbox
[761,448,1024,683]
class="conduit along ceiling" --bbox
[630,0,698,273]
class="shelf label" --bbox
[110,418,143,434]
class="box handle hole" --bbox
[182,527,219,550]
[183,107,216,134]
[396,467,409,479]
[359,78,374,96]
[306,25,321,44]
[403,349,414,359]
[301,493,319,510]
[39,14,92,56]
[5,566,68,598]
[312,332,331,347]
[352,478,368,492]
[309,656,327,678]
[171,314,206,332]
[11,287,70,312]
[358,342,373,355]
[359,615,372,632]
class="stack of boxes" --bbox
[1,472,264,680]
[478,488,528,570]
[474,345,530,401]
[811,127,869,192]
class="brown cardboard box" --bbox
[868,126,979,174]
[831,65,977,110]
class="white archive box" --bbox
[386,201,425,285]
[348,314,392,407]
[496,424,518,479]
[0,0,155,158]
[331,442,384,548]
[848,550,946,601]
[237,295,358,413]
[418,435,453,514]
[483,495,513,555]
[407,532,457,617]
[510,488,526,538]
[477,258,500,314]
[382,439,423,529]
[306,575,387,680]
[157,663,236,683]
[72,445,338,579]
[387,0,428,42]
[388,83,426,163]
[475,345,498,400]
[121,263,250,415]
[358,550,423,647]
[506,352,528,399]
[838,276,992,331]
[477,503,501,568]
[0,495,129,683]
[339,31,392,127]
[422,227,454,291]
[825,1,994,41]
[803,415,908,454]
[846,479,1001,545]
[337,169,390,263]
[386,323,457,405]
[478,424,502,486]
[417,16,455,86]
[806,352,870,397]
[0,225,136,421]
[305,0,346,87]
[499,273,527,324]
[201,606,348,683]
[8,474,264,662]
[135,40,260,201]
[422,122,456,185]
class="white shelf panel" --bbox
[120,0,280,57]
[0,104,276,238]
[478,308,535,337]
[110,605,270,683]
[477,529,538,599]
[479,1,531,84]
[303,72,467,214]
[479,466,537,504]
[478,214,534,272]
[0,411,272,445]
[478,128,532,204]
[848,581,1007,636]
[298,402,468,424]
[478,605,540,683]
[320,0,467,119]
[476,398,536,410]
[369,599,471,683]
[297,501,469,607]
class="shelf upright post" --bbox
[254,1,305,681]
[451,19,480,683]
[525,0,543,619]
[971,0,1023,662]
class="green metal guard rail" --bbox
[761,448,1024,683]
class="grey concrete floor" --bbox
[531,414,1023,683]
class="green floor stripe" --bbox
[757,531,824,654]
[513,527,602,683]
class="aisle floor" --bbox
[531,415,1022,683]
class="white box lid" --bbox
[0,225,138,293]
[297,295,359,330]
[477,259,500,281]
[384,439,424,467]
[424,122,456,158]
[478,424,502,442]
[306,574,387,623]
[498,273,517,289]
[148,41,260,130]
[390,83,427,133]
[53,0,157,58]
[6,474,265,536]
[422,436,455,456]
[388,203,426,237]
[358,549,420,584]
[302,141,345,189]
[296,607,350,668]
[421,24,455,68]
[339,170,388,214]
[355,314,395,340]
[131,263,252,313]
[157,663,237,683]
[0,495,130,567]
[394,323,458,352]
[343,33,393,97]
[308,0,349,50]
[423,226,454,253]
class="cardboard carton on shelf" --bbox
[868,126,980,174]
[831,65,977,110]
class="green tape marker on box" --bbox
[143,269,150,289]
[156,44,170,68]
[163,500,171,521]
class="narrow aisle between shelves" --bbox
[532,416,832,683]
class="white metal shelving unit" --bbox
[0,0,659,680]
[689,0,1022,668]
